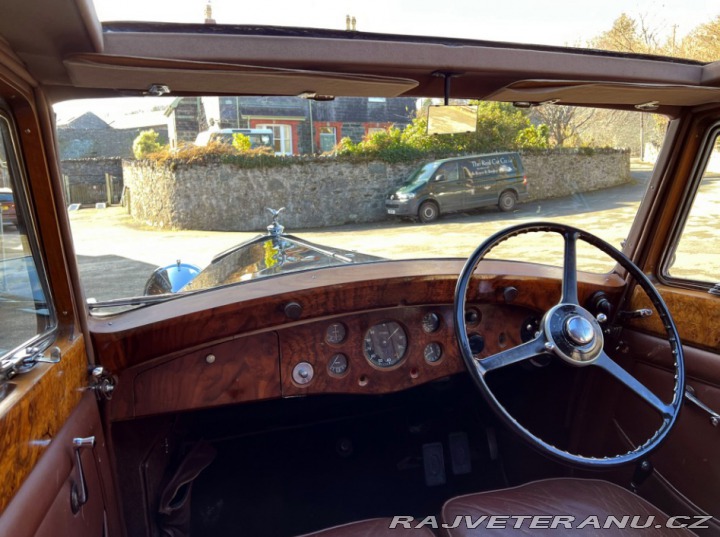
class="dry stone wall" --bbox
[123,150,630,231]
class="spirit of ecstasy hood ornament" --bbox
[266,207,286,237]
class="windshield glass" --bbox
[403,163,440,187]
[54,96,667,306]
[92,0,718,63]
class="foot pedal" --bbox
[422,442,446,487]
[449,432,472,475]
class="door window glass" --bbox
[666,133,720,285]
[437,162,459,181]
[0,114,55,357]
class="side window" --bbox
[0,113,55,360]
[438,162,459,181]
[665,132,720,286]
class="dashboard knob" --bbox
[292,362,314,385]
[284,301,303,320]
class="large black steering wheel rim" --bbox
[454,222,684,468]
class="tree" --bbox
[132,129,163,159]
[473,102,548,150]
[678,16,720,62]
[530,105,594,147]
[336,101,548,161]
[588,13,660,54]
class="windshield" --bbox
[92,0,718,63]
[403,163,440,187]
[54,96,668,307]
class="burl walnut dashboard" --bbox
[100,261,622,421]
[109,302,537,420]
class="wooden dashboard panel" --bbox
[280,303,537,397]
[114,332,280,418]
[90,260,625,373]
[108,302,540,419]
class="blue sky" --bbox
[92,0,718,48]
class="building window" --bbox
[318,126,337,153]
[366,127,387,138]
[257,124,292,155]
[368,97,387,103]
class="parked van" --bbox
[385,152,528,222]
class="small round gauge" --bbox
[422,312,441,333]
[328,353,349,376]
[325,322,347,345]
[363,321,408,368]
[424,342,443,363]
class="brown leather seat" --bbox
[442,478,696,536]
[296,518,436,536]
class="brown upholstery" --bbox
[295,518,435,536]
[442,478,696,536]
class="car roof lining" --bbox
[1,0,720,107]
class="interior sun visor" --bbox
[63,54,419,97]
[486,79,720,108]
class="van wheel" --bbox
[418,201,439,223]
[498,191,517,212]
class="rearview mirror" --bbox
[427,105,478,135]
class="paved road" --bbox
[64,168,653,303]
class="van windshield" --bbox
[403,162,441,186]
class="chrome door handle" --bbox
[70,436,96,513]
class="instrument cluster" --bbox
[279,303,531,397]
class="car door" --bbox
[431,161,467,212]
[580,111,720,532]
[0,42,121,537]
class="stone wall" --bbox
[123,149,630,231]
[523,150,631,201]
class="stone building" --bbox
[57,111,168,159]
[164,96,417,155]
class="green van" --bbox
[385,152,528,223]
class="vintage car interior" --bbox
[1,0,720,536]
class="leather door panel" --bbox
[0,392,118,537]
[612,329,720,526]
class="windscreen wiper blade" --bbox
[87,292,191,311]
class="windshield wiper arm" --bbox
[87,292,189,311]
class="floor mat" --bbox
[190,379,507,536]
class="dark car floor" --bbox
[179,372,571,537]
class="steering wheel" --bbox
[454,222,684,467]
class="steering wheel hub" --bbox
[565,315,594,345]
[544,304,603,365]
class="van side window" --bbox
[437,162,459,181]
[0,113,55,358]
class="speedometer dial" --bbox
[363,321,408,368]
